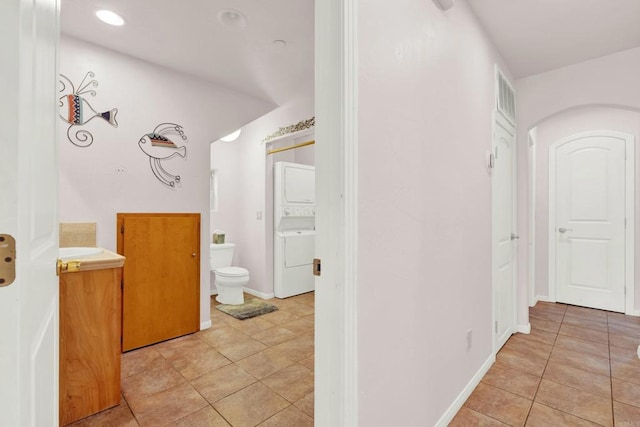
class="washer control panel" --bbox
[283,207,315,217]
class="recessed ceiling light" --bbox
[220,129,242,142]
[96,10,125,26]
[217,9,247,30]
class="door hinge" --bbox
[495,321,498,334]
[0,234,16,287]
[120,224,124,233]
[121,279,124,290]
[313,258,321,277]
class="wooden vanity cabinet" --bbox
[59,267,122,426]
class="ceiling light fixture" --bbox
[220,129,242,142]
[96,9,125,26]
[433,0,454,11]
[217,9,248,30]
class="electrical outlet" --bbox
[466,329,473,350]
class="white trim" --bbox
[200,320,212,330]
[243,288,275,300]
[315,0,359,425]
[528,130,537,307]
[517,323,531,334]
[533,295,555,306]
[435,354,496,427]
[549,131,635,314]
[632,310,640,318]
[625,137,635,315]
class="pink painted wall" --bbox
[517,47,640,315]
[531,107,640,304]
[210,93,314,297]
[58,36,274,327]
[357,1,512,424]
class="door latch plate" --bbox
[0,234,16,287]
[313,258,321,277]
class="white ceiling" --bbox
[60,0,314,106]
[467,0,640,78]
[61,1,640,107]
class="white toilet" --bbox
[210,243,250,305]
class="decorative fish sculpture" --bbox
[59,94,118,127]
[59,72,119,147]
[138,123,188,188]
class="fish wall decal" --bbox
[138,123,188,188]
[59,71,118,147]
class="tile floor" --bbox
[451,302,640,426]
[69,292,315,427]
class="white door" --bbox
[0,1,60,425]
[550,131,633,313]
[492,113,517,351]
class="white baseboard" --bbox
[243,287,275,300]
[200,320,212,330]
[630,310,640,317]
[532,295,553,306]
[434,353,495,427]
[517,323,531,334]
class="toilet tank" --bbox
[210,243,235,270]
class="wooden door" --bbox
[0,0,59,425]
[118,213,200,351]
[551,131,631,312]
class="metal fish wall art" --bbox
[138,123,188,188]
[59,71,118,147]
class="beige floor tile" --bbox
[128,383,208,427]
[284,303,314,317]
[200,325,251,348]
[481,362,541,399]
[559,323,609,344]
[496,344,548,377]
[528,308,565,323]
[169,346,231,380]
[121,346,165,380]
[229,317,276,336]
[535,379,613,427]
[610,344,640,367]
[562,314,609,333]
[613,401,640,426]
[280,317,314,335]
[528,316,562,334]
[507,335,553,358]
[450,407,508,426]
[611,360,640,386]
[172,406,230,427]
[251,326,299,347]
[213,382,289,427]
[153,334,207,359]
[262,363,314,403]
[258,405,313,427]
[259,310,301,325]
[67,404,139,427]
[464,382,532,426]
[609,322,640,339]
[191,364,257,404]
[294,392,314,418]
[609,333,640,350]
[121,360,187,404]
[542,360,611,398]
[299,354,314,371]
[549,348,610,377]
[525,402,600,427]
[524,328,557,346]
[271,334,314,362]
[554,334,609,359]
[214,335,269,362]
[612,378,640,409]
[565,306,608,322]
[607,313,640,330]
[294,292,315,307]
[236,348,295,380]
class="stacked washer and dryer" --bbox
[273,161,316,298]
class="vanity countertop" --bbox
[59,247,125,273]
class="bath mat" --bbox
[216,299,278,320]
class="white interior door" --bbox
[550,131,633,313]
[492,113,517,351]
[0,0,60,425]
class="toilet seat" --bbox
[216,266,249,277]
